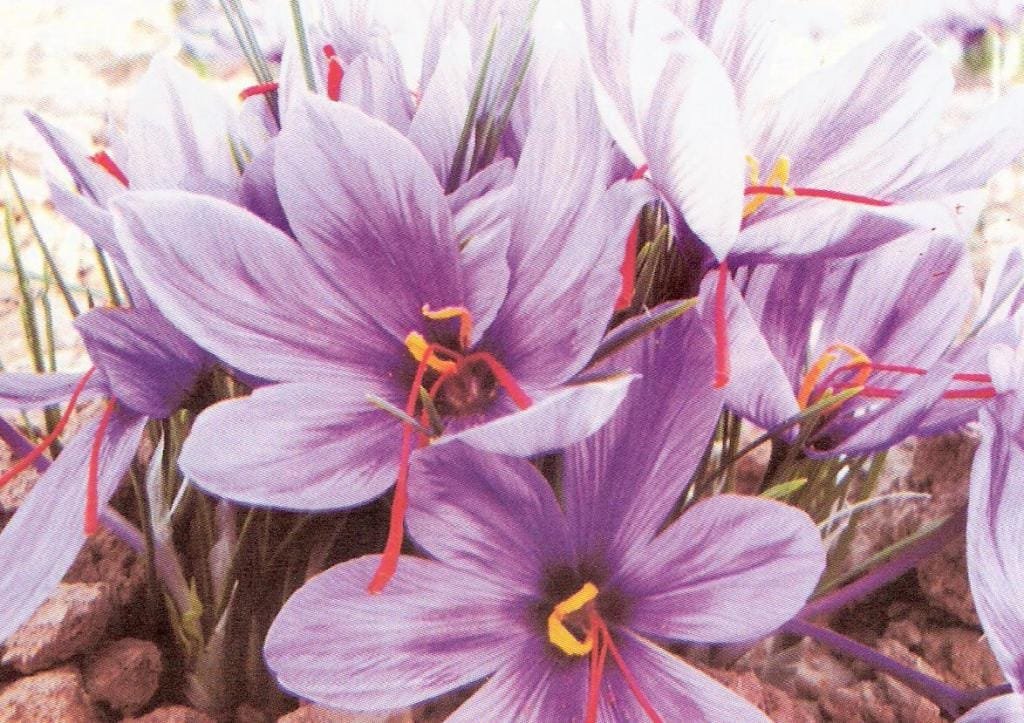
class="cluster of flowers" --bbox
[5,0,1024,719]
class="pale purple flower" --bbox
[582,0,1024,265]
[111,91,647,589]
[263,312,825,720]
[956,342,1024,721]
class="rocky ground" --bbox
[0,0,1019,721]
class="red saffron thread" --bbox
[85,398,116,536]
[614,219,641,312]
[238,81,279,100]
[743,185,892,208]
[0,367,97,489]
[323,44,343,102]
[367,344,451,594]
[713,262,730,389]
[88,151,128,187]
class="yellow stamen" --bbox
[421,304,473,351]
[548,582,598,656]
[404,331,457,374]
[743,155,793,218]
[797,342,872,409]
[744,154,761,185]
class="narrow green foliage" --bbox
[289,0,317,93]
[761,477,808,500]
[418,387,445,437]
[588,297,698,369]
[446,26,499,193]
[4,205,46,374]
[93,246,123,307]
[3,159,79,317]
[366,393,433,436]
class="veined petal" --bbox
[179,379,402,512]
[75,308,207,419]
[275,95,463,338]
[112,190,398,383]
[621,495,824,645]
[26,111,125,205]
[438,374,637,457]
[600,632,770,722]
[967,408,1024,690]
[0,373,107,410]
[698,271,800,432]
[490,179,654,387]
[338,54,413,134]
[408,443,572,596]
[0,409,146,643]
[642,21,744,260]
[408,21,471,183]
[751,32,952,196]
[447,636,587,723]
[580,0,645,165]
[264,555,527,712]
[124,54,238,193]
[563,311,723,564]
[894,87,1024,199]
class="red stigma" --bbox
[712,262,730,388]
[89,151,128,187]
[583,612,662,723]
[614,218,641,312]
[629,163,649,181]
[368,331,532,593]
[323,44,344,102]
[743,185,892,208]
[367,344,438,595]
[0,368,96,489]
[85,399,116,536]
[238,81,279,101]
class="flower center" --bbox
[366,305,531,594]
[547,582,663,723]
[798,343,873,409]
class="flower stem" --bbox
[799,505,966,619]
[783,618,973,717]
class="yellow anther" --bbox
[744,154,762,185]
[797,342,873,409]
[421,304,473,351]
[404,331,457,374]
[547,582,598,656]
[743,155,794,218]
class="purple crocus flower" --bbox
[111,90,647,591]
[730,220,995,454]
[263,311,826,720]
[797,237,1024,456]
[583,0,1024,263]
[956,342,1024,721]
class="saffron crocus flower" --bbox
[263,312,826,720]
[583,0,1024,264]
[956,342,1024,721]
[792,236,1024,456]
[112,90,647,590]
[731,222,986,453]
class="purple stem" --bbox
[799,505,967,620]
[0,415,50,472]
[784,618,980,717]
